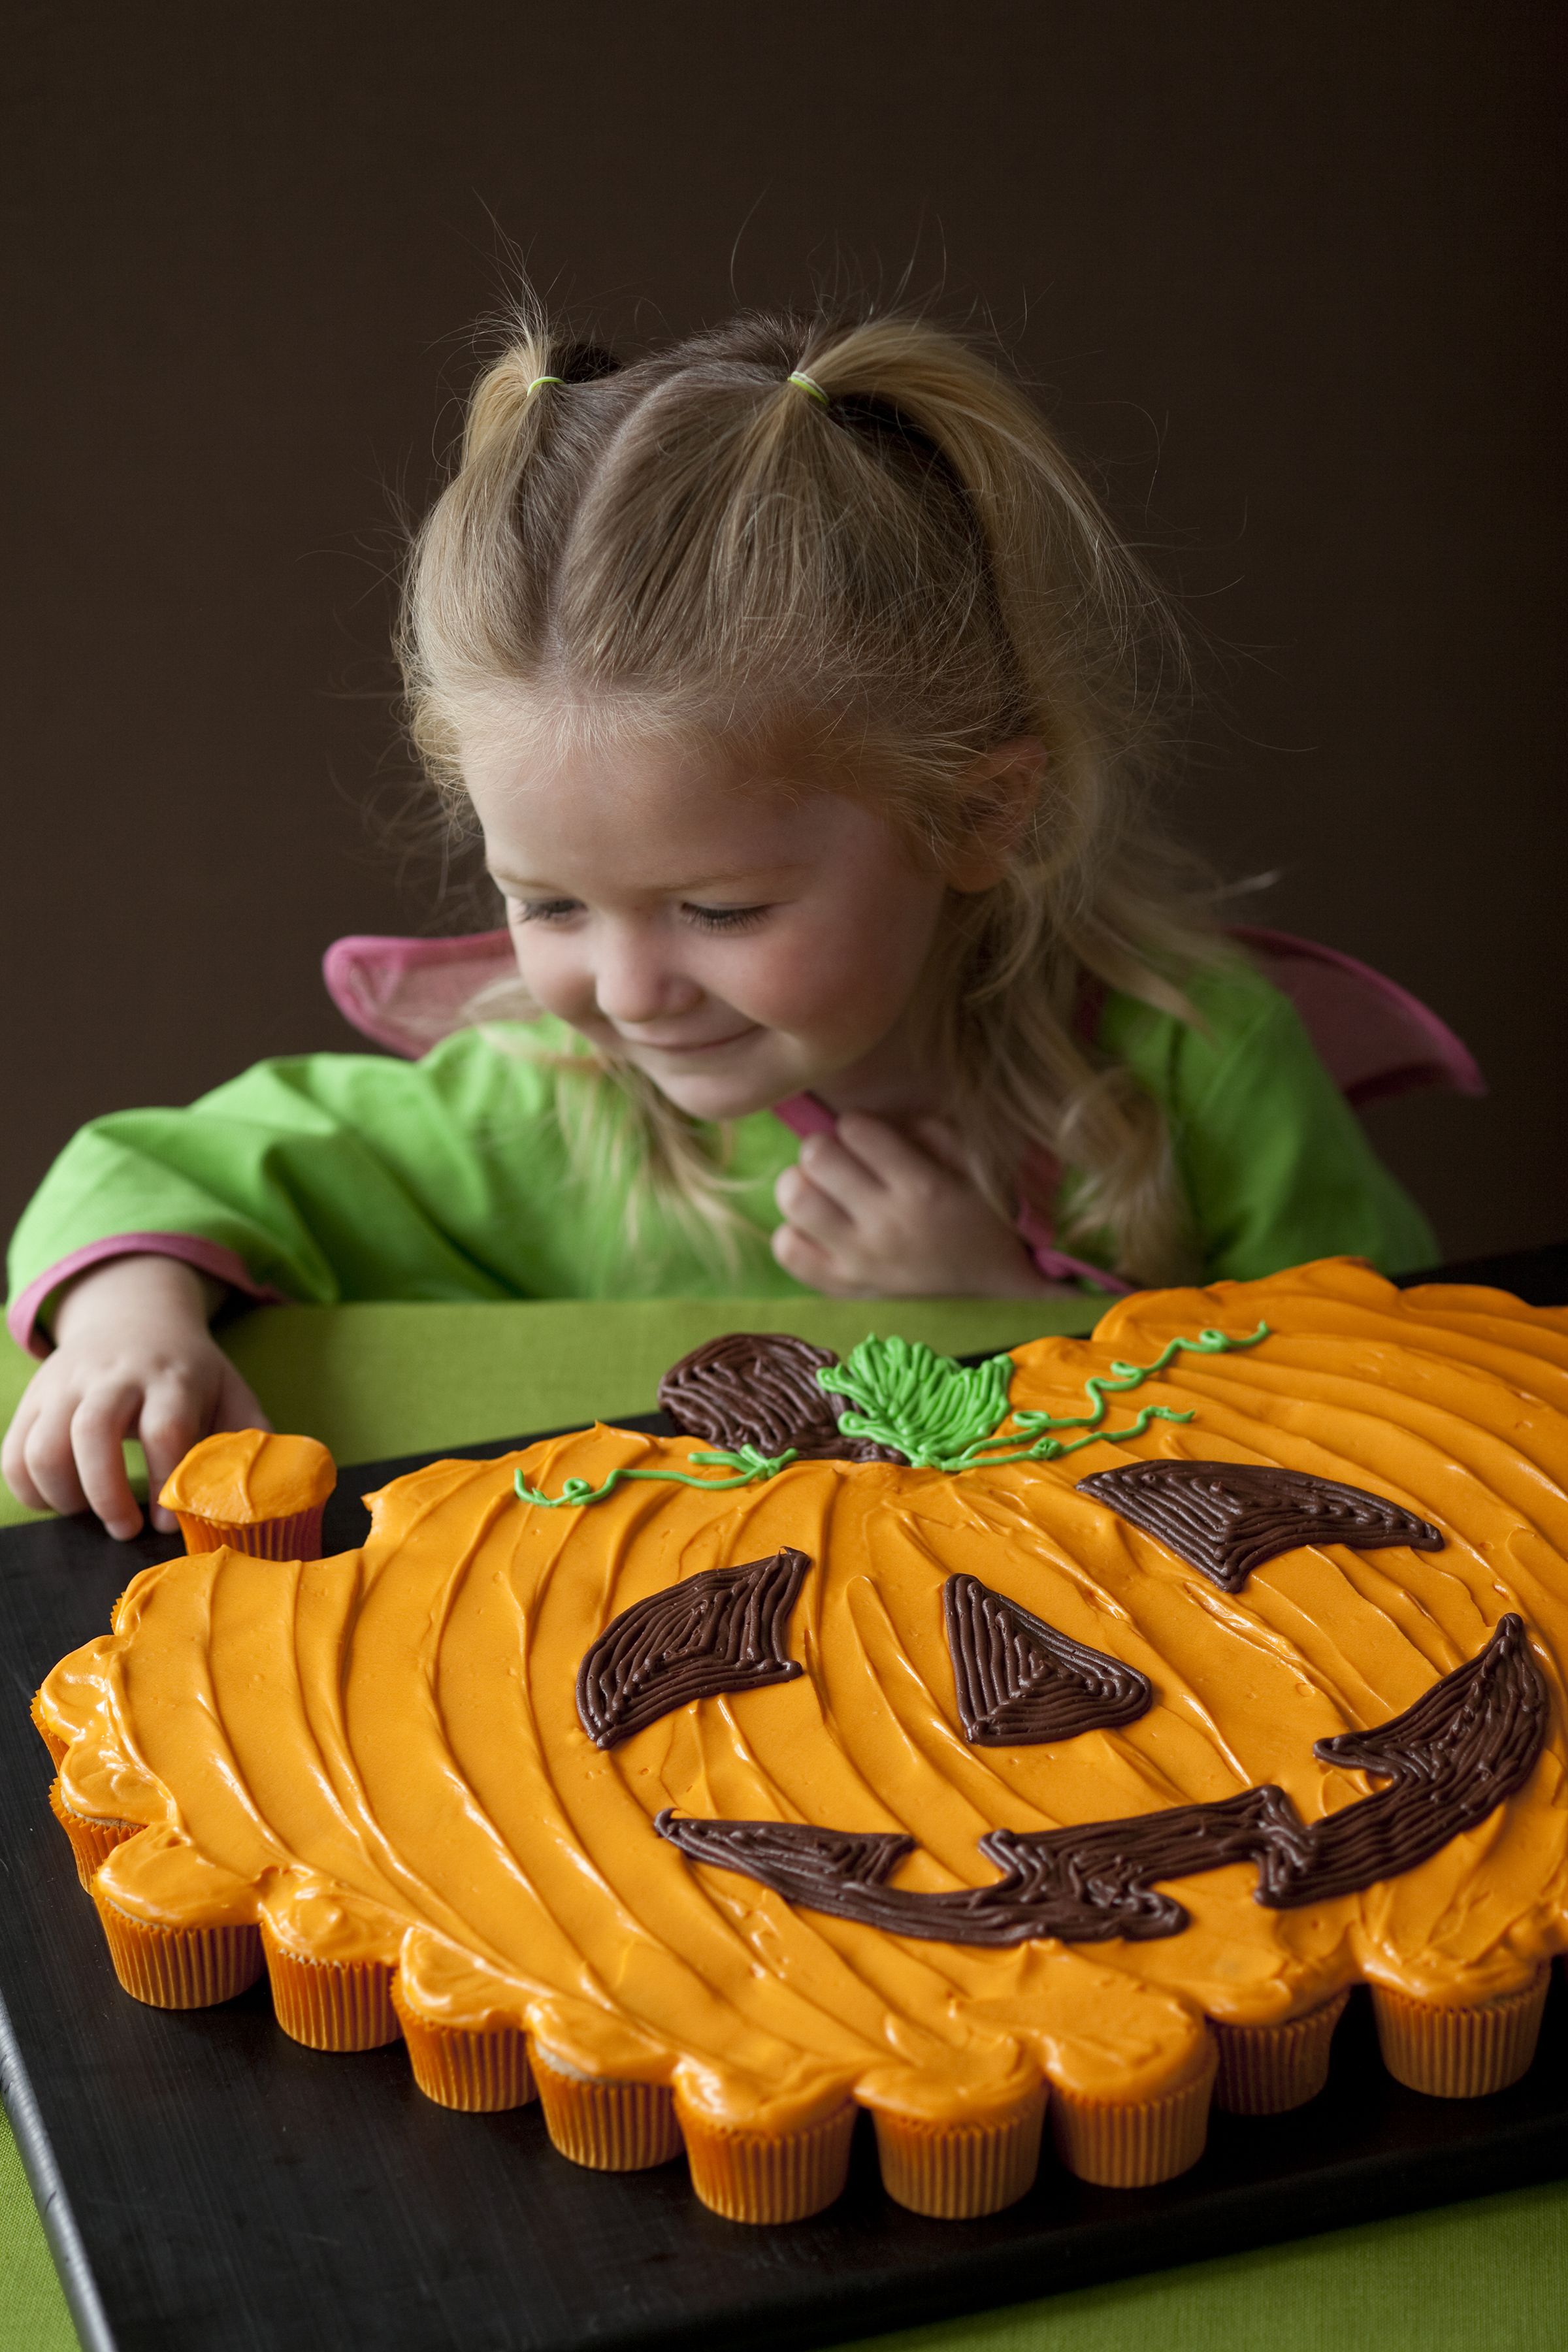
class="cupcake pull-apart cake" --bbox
[33,1260,1568,2224]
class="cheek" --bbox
[506,922,591,1021]
[760,887,941,1029]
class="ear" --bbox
[944,738,1049,893]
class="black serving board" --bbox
[4,1251,1567,2352]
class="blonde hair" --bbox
[403,306,1226,1284]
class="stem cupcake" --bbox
[159,1429,335,1559]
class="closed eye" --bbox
[511,898,581,924]
[682,904,771,932]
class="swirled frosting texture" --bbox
[41,1260,1568,2125]
[157,1428,335,1521]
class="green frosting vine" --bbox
[514,1444,796,1511]
[820,1322,1269,1472]
[512,1322,1271,1507]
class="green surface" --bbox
[1,1296,1564,2348]
[0,1292,1088,1529]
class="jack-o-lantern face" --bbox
[42,1259,1568,2148]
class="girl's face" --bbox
[460,719,951,1123]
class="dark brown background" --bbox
[4,1,1563,1265]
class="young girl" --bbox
[3,308,1434,1541]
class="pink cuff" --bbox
[1013,1201,1132,1295]
[7,1236,289,1359]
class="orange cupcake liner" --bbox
[260,1919,400,2050]
[681,2101,857,2224]
[532,2049,683,2170]
[31,1691,68,1767]
[389,1983,536,2111]
[1213,1989,1350,2115]
[1372,1969,1549,2097]
[174,1507,325,1561]
[1050,2040,1217,2187]
[47,1777,139,1889]
[873,2088,1047,2218]
[93,1892,263,2008]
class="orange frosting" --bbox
[157,1429,335,1523]
[43,1260,1568,2128]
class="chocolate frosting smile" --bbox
[659,1616,1548,1944]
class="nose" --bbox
[591,921,702,1029]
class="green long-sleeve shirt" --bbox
[5,958,1435,1350]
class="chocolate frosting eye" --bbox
[1077,1460,1444,1592]
[657,1331,904,1463]
[576,1548,810,1748]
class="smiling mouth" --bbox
[625,1027,760,1056]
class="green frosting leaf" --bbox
[823,1335,1017,1469]
[821,1320,1271,1475]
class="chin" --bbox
[645,1061,799,1123]
[655,1079,777,1122]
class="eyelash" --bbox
[510,901,770,933]
[681,904,770,933]
[512,899,578,925]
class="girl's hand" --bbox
[1,1256,270,1541]
[771,1114,1066,1299]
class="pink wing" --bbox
[322,926,1485,1111]
[322,931,519,1058]
[1230,927,1484,1108]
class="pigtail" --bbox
[402,325,623,800]
[759,316,1209,1279]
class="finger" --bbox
[794,1130,889,1213]
[1,1390,48,1511]
[17,1393,94,1522]
[774,1165,855,1248]
[68,1388,144,1539]
[139,1375,212,1535]
[770,1220,863,1298]
[212,1362,272,1435]
[834,1113,951,1192]
[909,1115,971,1178]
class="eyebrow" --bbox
[489,862,814,895]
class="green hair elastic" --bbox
[786,370,829,406]
[525,374,564,395]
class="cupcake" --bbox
[159,1429,335,1559]
[1371,1972,1550,2097]
[1049,2040,1218,2187]
[1212,1988,1350,2115]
